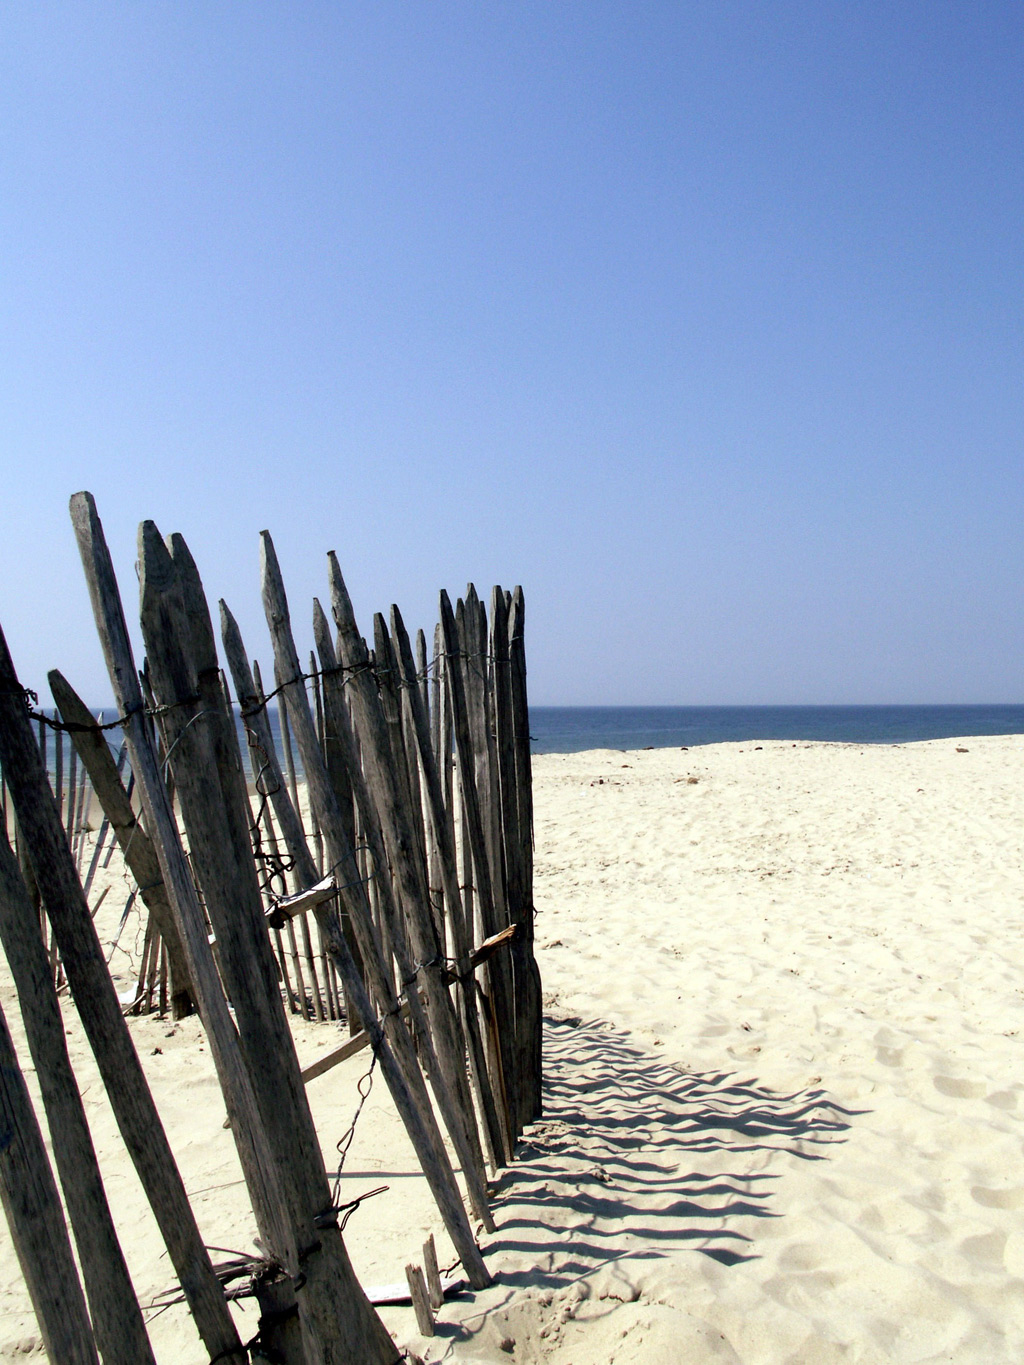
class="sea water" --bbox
[34,703,1024,780]
[526,705,1024,754]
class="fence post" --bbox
[139,522,397,1365]
[0,995,99,1365]
[47,669,195,1018]
[0,830,156,1364]
[328,560,493,1226]
[0,609,247,1365]
[260,532,491,1288]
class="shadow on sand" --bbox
[484,1014,863,1285]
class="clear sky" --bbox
[1,3,1021,706]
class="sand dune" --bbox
[3,736,1024,1361]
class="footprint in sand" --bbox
[778,1241,825,1271]
[933,1075,987,1099]
[961,1230,1006,1265]
[985,1090,1019,1110]
[970,1186,1024,1210]
[873,1028,905,1067]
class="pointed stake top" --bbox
[326,552,358,638]
[138,519,175,605]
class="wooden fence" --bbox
[0,491,542,1364]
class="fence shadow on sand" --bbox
[484,1014,863,1287]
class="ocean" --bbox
[526,705,1024,754]
[33,703,1024,781]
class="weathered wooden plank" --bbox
[311,600,357,843]
[0,578,247,1365]
[376,614,428,900]
[0,995,99,1365]
[391,605,507,1169]
[508,586,542,1121]
[329,562,492,1225]
[260,533,490,1288]
[48,670,195,1017]
[227,606,353,1036]
[145,523,397,1365]
[300,925,517,1085]
[463,587,508,926]
[0,830,155,1365]
[467,588,519,1128]
[300,996,414,1082]
[441,589,516,1155]
[276,661,306,836]
[267,873,338,923]
[490,585,534,1135]
[310,600,367,1030]
[423,1234,444,1311]
[405,1264,435,1336]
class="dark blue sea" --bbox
[527,706,1024,754]
[33,704,1024,778]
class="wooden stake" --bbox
[391,604,507,1170]
[143,523,397,1365]
[329,560,493,1229]
[48,670,196,1017]
[0,603,246,1365]
[422,1235,444,1311]
[0,996,99,1365]
[260,532,491,1288]
[0,828,155,1364]
[404,1265,435,1337]
[507,586,542,1121]
[441,590,516,1155]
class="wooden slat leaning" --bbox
[0,606,248,1365]
[0,992,100,1365]
[0,829,156,1364]
[47,668,195,1018]
[328,558,494,1229]
[139,521,397,1365]
[260,531,492,1289]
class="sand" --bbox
[3,735,1024,1362]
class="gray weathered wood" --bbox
[329,561,493,1226]
[221,605,319,890]
[48,670,195,1017]
[260,532,491,1287]
[0,590,247,1365]
[507,586,542,1121]
[67,492,281,1363]
[490,585,538,1134]
[277,663,306,836]
[300,922,515,1087]
[225,599,361,1033]
[310,599,367,1030]
[391,605,507,1169]
[0,995,99,1365]
[464,588,518,1130]
[440,590,515,1153]
[143,523,396,1365]
[0,830,156,1364]
[463,587,507,926]
[422,1234,444,1311]
[405,1264,435,1337]
[300,995,414,1082]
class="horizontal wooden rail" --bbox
[264,874,339,928]
[300,926,518,1086]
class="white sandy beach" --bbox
[3,735,1024,1362]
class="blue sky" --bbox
[1,3,1021,705]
